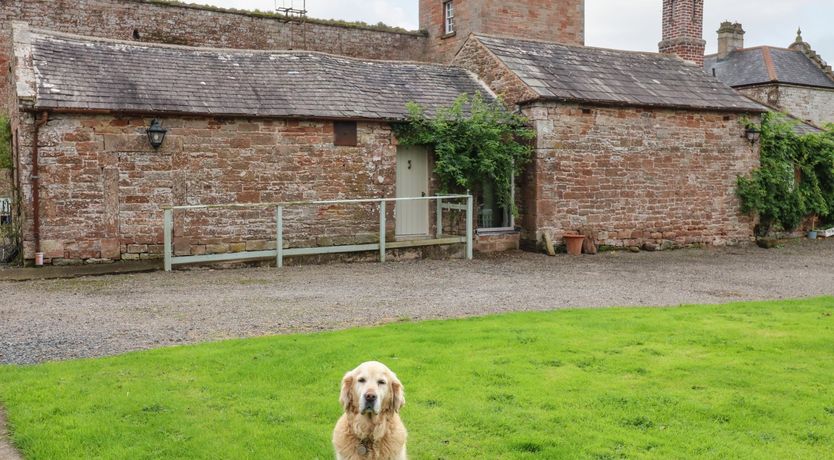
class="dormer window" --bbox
[443,1,455,35]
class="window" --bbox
[334,121,357,146]
[478,174,514,231]
[443,1,455,35]
[0,198,10,225]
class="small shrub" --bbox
[393,94,535,213]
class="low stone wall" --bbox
[523,102,760,249]
[475,231,520,253]
[14,114,400,264]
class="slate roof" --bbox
[474,35,765,112]
[20,27,490,120]
[705,47,834,89]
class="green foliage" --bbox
[0,116,11,170]
[1,297,833,458]
[737,112,834,235]
[393,94,535,210]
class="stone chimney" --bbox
[717,21,745,59]
[659,0,706,66]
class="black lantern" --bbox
[146,119,168,149]
[745,125,761,144]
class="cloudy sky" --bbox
[197,0,834,60]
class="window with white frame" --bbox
[0,198,11,225]
[478,173,514,231]
[443,1,455,35]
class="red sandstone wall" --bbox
[523,102,759,249]
[452,36,537,106]
[14,114,401,264]
[0,0,428,113]
[420,0,584,63]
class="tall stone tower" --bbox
[658,0,706,66]
[420,0,585,63]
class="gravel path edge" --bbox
[0,407,24,460]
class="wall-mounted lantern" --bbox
[146,119,168,149]
[744,125,761,144]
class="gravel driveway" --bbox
[2,240,833,364]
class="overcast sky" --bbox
[197,0,834,60]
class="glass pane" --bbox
[478,180,510,229]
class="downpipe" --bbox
[32,111,49,265]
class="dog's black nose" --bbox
[365,393,377,402]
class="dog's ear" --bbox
[389,373,405,413]
[339,371,355,413]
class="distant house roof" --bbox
[705,47,834,89]
[13,24,490,120]
[472,35,764,112]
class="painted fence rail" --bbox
[163,195,473,271]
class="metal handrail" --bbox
[163,194,473,211]
[163,195,473,271]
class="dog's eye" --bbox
[358,378,366,383]
[378,380,386,385]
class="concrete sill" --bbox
[476,228,521,236]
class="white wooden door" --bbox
[396,146,429,236]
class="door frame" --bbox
[395,145,430,238]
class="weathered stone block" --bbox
[40,240,64,259]
[127,244,148,254]
[100,239,121,259]
[245,240,268,251]
[206,243,229,254]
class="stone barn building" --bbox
[4,0,765,266]
[705,23,834,128]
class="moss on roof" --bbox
[142,0,426,36]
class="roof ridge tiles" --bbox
[761,47,779,82]
[472,33,696,63]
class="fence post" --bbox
[436,196,443,238]
[276,206,284,268]
[379,200,386,262]
[163,208,173,271]
[466,195,473,260]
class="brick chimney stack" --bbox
[659,0,706,66]
[717,21,745,59]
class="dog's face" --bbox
[340,361,405,416]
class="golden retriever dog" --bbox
[333,361,407,460]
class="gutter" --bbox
[516,96,767,114]
[32,111,49,257]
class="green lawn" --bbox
[1,298,833,459]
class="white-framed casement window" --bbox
[477,173,515,232]
[443,0,455,35]
[0,198,11,225]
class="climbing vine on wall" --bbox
[393,94,535,210]
[737,112,834,236]
[0,116,11,170]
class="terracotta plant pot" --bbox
[563,234,586,256]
